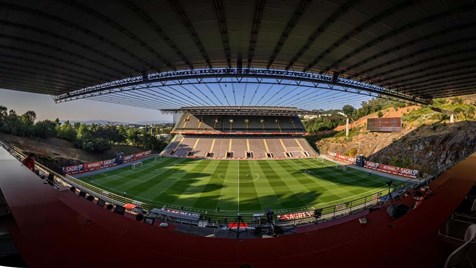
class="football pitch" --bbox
[81,157,401,215]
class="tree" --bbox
[0,106,7,128]
[56,121,77,141]
[0,106,7,118]
[342,105,355,117]
[377,111,384,118]
[21,111,36,124]
[80,137,111,153]
[34,120,57,138]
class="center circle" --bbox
[217,172,260,183]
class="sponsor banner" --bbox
[134,152,146,159]
[364,160,418,178]
[62,150,153,175]
[334,153,356,164]
[84,161,103,171]
[329,152,419,179]
[379,163,399,174]
[399,167,419,178]
[364,161,379,170]
[123,154,134,163]
[62,164,83,175]
[102,158,116,168]
[278,211,314,221]
[328,152,355,164]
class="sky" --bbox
[0,82,371,123]
[0,88,172,123]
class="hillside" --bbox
[0,132,143,171]
[316,95,476,177]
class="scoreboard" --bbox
[367,117,402,132]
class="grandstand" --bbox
[161,106,317,159]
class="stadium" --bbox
[0,0,476,267]
[76,106,405,221]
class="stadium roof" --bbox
[1,0,476,106]
[162,106,312,116]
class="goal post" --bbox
[131,162,143,169]
[316,157,324,164]
[335,163,347,171]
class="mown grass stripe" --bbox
[83,157,394,214]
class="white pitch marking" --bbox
[237,162,240,212]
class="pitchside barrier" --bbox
[62,150,153,175]
[0,139,419,232]
[328,151,419,179]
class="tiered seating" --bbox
[201,117,216,130]
[190,137,211,157]
[296,138,318,157]
[214,138,229,158]
[174,137,196,157]
[185,115,200,129]
[164,108,318,159]
[232,119,246,130]
[247,117,263,131]
[161,135,182,155]
[163,136,317,159]
[248,138,266,159]
[265,138,286,158]
[230,138,247,158]
[174,113,305,134]
[292,117,305,130]
[281,138,304,157]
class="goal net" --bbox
[131,162,143,169]
[335,163,348,171]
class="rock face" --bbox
[318,121,476,177]
[370,122,476,176]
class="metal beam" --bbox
[0,2,152,71]
[378,55,476,89]
[169,0,213,69]
[247,0,266,69]
[319,3,476,74]
[303,0,418,72]
[54,0,171,72]
[0,54,99,86]
[343,21,476,74]
[266,0,312,69]
[53,68,429,104]
[0,19,138,72]
[213,0,232,68]
[285,0,360,70]
[0,45,112,81]
[364,46,476,84]
[0,33,128,77]
[120,0,193,70]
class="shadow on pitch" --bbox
[148,185,323,214]
[291,166,390,189]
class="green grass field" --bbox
[81,157,401,215]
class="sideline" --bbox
[74,154,159,178]
[319,155,422,183]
